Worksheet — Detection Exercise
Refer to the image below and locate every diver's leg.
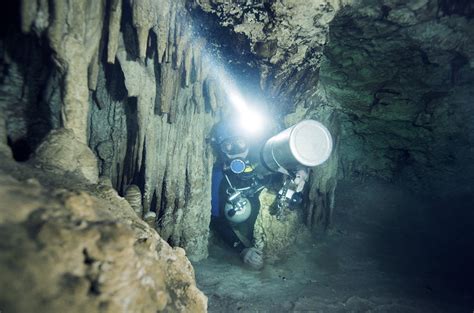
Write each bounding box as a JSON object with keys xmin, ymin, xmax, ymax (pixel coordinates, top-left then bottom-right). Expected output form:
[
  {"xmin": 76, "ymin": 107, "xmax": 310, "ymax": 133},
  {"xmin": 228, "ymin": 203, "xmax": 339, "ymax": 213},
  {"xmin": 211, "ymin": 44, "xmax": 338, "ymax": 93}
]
[{"xmin": 210, "ymin": 216, "xmax": 246, "ymax": 251}]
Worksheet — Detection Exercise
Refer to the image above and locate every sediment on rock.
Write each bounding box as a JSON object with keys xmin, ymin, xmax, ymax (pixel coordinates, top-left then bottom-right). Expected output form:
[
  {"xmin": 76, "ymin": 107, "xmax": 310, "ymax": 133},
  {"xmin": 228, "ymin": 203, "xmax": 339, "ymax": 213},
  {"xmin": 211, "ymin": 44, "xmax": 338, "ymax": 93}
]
[{"xmin": 0, "ymin": 157, "xmax": 207, "ymax": 313}]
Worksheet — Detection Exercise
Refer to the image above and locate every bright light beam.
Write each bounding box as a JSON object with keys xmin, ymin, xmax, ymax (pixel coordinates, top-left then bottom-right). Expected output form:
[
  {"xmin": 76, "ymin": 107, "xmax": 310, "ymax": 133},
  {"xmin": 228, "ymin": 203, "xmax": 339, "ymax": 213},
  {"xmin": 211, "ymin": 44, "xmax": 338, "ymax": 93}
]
[
  {"xmin": 201, "ymin": 50, "xmax": 267, "ymax": 137},
  {"xmin": 238, "ymin": 107, "xmax": 265, "ymax": 135},
  {"xmin": 223, "ymin": 78, "xmax": 266, "ymax": 136},
  {"xmin": 182, "ymin": 16, "xmax": 269, "ymax": 137}
]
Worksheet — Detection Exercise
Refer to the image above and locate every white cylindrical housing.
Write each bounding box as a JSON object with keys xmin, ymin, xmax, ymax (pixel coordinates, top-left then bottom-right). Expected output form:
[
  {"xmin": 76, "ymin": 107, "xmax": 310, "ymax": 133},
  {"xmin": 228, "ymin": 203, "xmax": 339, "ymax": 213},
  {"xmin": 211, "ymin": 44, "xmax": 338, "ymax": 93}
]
[{"xmin": 262, "ymin": 120, "xmax": 333, "ymax": 172}]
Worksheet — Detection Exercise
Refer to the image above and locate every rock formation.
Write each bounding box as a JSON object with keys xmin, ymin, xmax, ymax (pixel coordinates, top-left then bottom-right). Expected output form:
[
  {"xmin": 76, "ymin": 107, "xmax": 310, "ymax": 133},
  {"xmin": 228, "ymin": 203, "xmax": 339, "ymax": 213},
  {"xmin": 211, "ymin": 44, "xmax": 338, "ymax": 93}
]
[
  {"xmin": 196, "ymin": 0, "xmax": 474, "ymax": 224},
  {"xmin": 253, "ymin": 188, "xmax": 304, "ymax": 261},
  {"xmin": 125, "ymin": 184, "xmax": 143, "ymax": 217},
  {"xmin": 0, "ymin": 156, "xmax": 207, "ymax": 313},
  {"xmin": 320, "ymin": 0, "xmax": 474, "ymax": 196},
  {"xmin": 1, "ymin": 0, "xmax": 473, "ymax": 310},
  {"xmin": 12, "ymin": 0, "xmax": 221, "ymax": 261}
]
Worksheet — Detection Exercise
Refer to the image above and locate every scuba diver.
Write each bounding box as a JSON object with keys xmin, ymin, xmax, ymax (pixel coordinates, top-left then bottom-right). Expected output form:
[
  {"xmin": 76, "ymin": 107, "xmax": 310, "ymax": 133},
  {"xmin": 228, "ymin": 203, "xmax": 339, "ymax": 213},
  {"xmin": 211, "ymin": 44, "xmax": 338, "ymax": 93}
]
[
  {"xmin": 210, "ymin": 119, "xmax": 269, "ymax": 270},
  {"xmin": 210, "ymin": 115, "xmax": 333, "ymax": 270}
]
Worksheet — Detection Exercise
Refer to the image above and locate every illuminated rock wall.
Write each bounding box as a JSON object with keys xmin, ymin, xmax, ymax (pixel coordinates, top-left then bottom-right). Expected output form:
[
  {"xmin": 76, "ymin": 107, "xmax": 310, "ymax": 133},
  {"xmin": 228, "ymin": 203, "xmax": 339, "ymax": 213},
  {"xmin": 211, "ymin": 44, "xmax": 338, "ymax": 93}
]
[
  {"xmin": 198, "ymin": 0, "xmax": 474, "ymax": 226},
  {"xmin": 2, "ymin": 0, "xmax": 348, "ymax": 258},
  {"xmin": 195, "ymin": 0, "xmax": 350, "ymax": 229},
  {"xmin": 10, "ymin": 0, "xmax": 226, "ymax": 261}
]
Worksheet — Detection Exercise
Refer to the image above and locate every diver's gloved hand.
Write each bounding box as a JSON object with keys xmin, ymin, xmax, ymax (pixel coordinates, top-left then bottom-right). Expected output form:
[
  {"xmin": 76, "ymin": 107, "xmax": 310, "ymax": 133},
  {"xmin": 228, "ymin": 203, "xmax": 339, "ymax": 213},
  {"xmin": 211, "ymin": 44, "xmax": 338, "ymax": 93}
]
[
  {"xmin": 240, "ymin": 247, "xmax": 264, "ymax": 270},
  {"xmin": 294, "ymin": 168, "xmax": 309, "ymax": 192}
]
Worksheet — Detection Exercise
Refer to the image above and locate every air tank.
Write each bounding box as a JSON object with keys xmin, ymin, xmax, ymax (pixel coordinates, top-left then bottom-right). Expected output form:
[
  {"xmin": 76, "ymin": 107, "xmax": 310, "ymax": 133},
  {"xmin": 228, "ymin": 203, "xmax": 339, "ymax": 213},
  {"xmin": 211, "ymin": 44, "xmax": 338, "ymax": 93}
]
[{"xmin": 262, "ymin": 120, "xmax": 333, "ymax": 173}]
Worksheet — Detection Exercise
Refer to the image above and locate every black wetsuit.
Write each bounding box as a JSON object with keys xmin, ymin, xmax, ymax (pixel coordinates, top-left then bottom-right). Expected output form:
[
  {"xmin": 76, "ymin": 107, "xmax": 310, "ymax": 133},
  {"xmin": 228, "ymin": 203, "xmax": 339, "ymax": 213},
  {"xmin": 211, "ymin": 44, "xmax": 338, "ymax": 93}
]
[{"xmin": 212, "ymin": 166, "xmax": 263, "ymax": 250}]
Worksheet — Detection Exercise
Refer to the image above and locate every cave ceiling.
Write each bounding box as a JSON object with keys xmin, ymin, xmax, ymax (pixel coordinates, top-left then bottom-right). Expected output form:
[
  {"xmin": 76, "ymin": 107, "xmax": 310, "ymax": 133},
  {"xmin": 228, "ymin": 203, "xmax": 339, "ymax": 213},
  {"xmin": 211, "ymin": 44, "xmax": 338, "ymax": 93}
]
[{"xmin": 193, "ymin": 0, "xmax": 351, "ymax": 112}]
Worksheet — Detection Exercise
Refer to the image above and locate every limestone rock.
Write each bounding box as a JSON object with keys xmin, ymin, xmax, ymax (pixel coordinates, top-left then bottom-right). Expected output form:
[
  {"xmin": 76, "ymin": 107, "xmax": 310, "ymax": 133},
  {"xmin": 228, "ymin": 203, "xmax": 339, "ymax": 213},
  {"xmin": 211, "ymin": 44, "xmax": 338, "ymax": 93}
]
[
  {"xmin": 107, "ymin": 0, "xmax": 122, "ymax": 63},
  {"xmin": 21, "ymin": 0, "xmax": 107, "ymax": 143},
  {"xmin": 33, "ymin": 129, "xmax": 99, "ymax": 184},
  {"xmin": 125, "ymin": 184, "xmax": 143, "ymax": 218},
  {"xmin": 253, "ymin": 188, "xmax": 303, "ymax": 262},
  {"xmin": 195, "ymin": 0, "xmax": 353, "ymax": 101},
  {"xmin": 97, "ymin": 176, "xmax": 122, "ymax": 201},
  {"xmin": 319, "ymin": 0, "xmax": 474, "ymax": 195},
  {"xmin": 0, "ymin": 32, "xmax": 60, "ymax": 158},
  {"xmin": 144, "ymin": 211, "xmax": 157, "ymax": 228},
  {"xmin": 0, "ymin": 163, "xmax": 207, "ymax": 313},
  {"xmin": 0, "ymin": 110, "xmax": 11, "ymax": 158},
  {"xmin": 8, "ymin": 0, "xmax": 473, "ymax": 273}
]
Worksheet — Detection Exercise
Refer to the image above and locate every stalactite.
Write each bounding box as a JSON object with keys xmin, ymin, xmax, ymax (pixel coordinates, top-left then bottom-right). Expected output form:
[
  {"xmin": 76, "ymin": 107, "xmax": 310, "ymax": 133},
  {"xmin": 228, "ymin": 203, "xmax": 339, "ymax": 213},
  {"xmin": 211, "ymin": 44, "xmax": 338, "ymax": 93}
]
[
  {"xmin": 132, "ymin": 0, "xmax": 158, "ymax": 61},
  {"xmin": 160, "ymin": 63, "xmax": 177, "ymax": 114},
  {"xmin": 166, "ymin": 2, "xmax": 177, "ymax": 64},
  {"xmin": 184, "ymin": 42, "xmax": 194, "ymax": 87},
  {"xmin": 47, "ymin": 0, "xmax": 106, "ymax": 142},
  {"xmin": 95, "ymin": 0, "xmax": 216, "ymax": 260},
  {"xmin": 206, "ymin": 78, "xmax": 218, "ymax": 112},
  {"xmin": 16, "ymin": 0, "xmax": 220, "ymax": 260},
  {"xmin": 192, "ymin": 39, "xmax": 206, "ymax": 84},
  {"xmin": 174, "ymin": 12, "xmax": 184, "ymax": 69},
  {"xmin": 192, "ymin": 82, "xmax": 204, "ymax": 114},
  {"xmin": 20, "ymin": 0, "xmax": 37, "ymax": 33},
  {"xmin": 87, "ymin": 49, "xmax": 101, "ymax": 91},
  {"xmin": 200, "ymin": 49, "xmax": 210, "ymax": 83},
  {"xmin": 152, "ymin": 0, "xmax": 171, "ymax": 64},
  {"xmin": 0, "ymin": 106, "xmax": 10, "ymax": 157},
  {"xmin": 115, "ymin": 32, "xmax": 156, "ymax": 177},
  {"xmin": 20, "ymin": 0, "xmax": 106, "ymax": 145},
  {"xmin": 107, "ymin": 0, "xmax": 122, "ymax": 63}
]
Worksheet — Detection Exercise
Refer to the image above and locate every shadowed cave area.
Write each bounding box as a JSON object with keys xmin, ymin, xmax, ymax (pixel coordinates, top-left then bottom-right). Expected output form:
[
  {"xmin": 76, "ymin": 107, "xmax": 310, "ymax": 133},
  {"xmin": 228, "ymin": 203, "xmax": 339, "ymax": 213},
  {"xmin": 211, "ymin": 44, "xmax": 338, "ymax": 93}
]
[{"xmin": 0, "ymin": 1, "xmax": 473, "ymax": 312}]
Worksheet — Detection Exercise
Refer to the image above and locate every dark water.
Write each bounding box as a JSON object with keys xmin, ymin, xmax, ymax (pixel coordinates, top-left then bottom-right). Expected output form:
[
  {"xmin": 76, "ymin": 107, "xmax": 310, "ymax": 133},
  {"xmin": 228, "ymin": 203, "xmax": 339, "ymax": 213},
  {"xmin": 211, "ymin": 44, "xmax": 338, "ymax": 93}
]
[{"xmin": 194, "ymin": 178, "xmax": 474, "ymax": 313}]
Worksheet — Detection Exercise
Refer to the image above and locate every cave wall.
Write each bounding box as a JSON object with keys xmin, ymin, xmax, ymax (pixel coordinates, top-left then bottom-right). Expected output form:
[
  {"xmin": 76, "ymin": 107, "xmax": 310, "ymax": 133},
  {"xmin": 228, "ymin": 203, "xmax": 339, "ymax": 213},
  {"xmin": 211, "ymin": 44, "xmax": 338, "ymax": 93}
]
[
  {"xmin": 319, "ymin": 0, "xmax": 474, "ymax": 196},
  {"xmin": 1, "ymin": 0, "xmax": 349, "ymax": 252},
  {"xmin": 87, "ymin": 2, "xmax": 218, "ymax": 260},
  {"xmin": 4, "ymin": 0, "xmax": 470, "ymax": 264},
  {"xmin": 0, "ymin": 0, "xmax": 228, "ymax": 261},
  {"xmin": 196, "ymin": 0, "xmax": 352, "ymax": 101},
  {"xmin": 0, "ymin": 160, "xmax": 207, "ymax": 313},
  {"xmin": 0, "ymin": 2, "xmax": 218, "ymax": 309},
  {"xmin": 0, "ymin": 29, "xmax": 61, "ymax": 161}
]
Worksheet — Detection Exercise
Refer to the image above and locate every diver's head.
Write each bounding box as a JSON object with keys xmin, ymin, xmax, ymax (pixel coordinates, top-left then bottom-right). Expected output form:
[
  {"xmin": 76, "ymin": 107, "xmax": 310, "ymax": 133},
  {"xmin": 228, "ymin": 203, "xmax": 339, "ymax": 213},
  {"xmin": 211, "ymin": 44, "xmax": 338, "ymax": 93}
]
[
  {"xmin": 219, "ymin": 136, "xmax": 248, "ymax": 159},
  {"xmin": 211, "ymin": 121, "xmax": 250, "ymax": 160}
]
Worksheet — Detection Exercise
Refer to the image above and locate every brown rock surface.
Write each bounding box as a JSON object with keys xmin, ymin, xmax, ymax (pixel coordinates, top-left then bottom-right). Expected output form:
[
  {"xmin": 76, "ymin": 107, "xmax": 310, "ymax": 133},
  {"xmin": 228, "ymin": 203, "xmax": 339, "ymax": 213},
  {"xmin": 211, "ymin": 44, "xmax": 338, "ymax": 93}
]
[
  {"xmin": 33, "ymin": 128, "xmax": 99, "ymax": 184},
  {"xmin": 253, "ymin": 188, "xmax": 304, "ymax": 261},
  {"xmin": 195, "ymin": 0, "xmax": 353, "ymax": 99},
  {"xmin": 15, "ymin": 0, "xmax": 218, "ymax": 260},
  {"xmin": 0, "ymin": 158, "xmax": 207, "ymax": 313}
]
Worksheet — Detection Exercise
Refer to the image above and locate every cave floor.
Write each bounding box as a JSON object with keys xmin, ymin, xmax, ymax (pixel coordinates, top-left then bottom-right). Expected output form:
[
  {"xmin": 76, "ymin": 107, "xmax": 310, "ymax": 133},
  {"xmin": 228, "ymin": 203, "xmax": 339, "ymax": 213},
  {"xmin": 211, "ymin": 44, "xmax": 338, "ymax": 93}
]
[{"xmin": 194, "ymin": 179, "xmax": 474, "ymax": 313}]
